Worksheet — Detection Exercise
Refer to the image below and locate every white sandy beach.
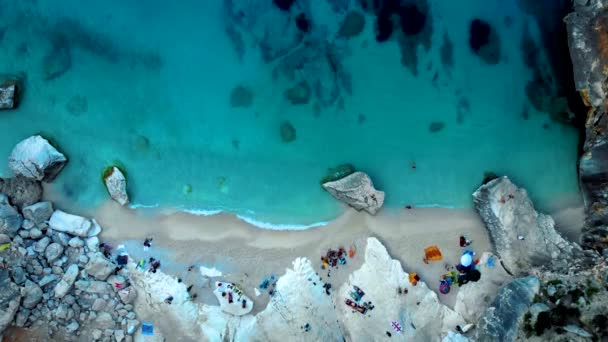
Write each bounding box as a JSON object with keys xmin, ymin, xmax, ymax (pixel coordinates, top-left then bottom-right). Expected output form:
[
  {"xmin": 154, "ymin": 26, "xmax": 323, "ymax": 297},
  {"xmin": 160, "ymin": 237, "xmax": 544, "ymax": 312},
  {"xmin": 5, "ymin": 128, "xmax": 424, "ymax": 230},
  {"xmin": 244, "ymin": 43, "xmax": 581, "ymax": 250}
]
[{"xmin": 47, "ymin": 193, "xmax": 582, "ymax": 313}]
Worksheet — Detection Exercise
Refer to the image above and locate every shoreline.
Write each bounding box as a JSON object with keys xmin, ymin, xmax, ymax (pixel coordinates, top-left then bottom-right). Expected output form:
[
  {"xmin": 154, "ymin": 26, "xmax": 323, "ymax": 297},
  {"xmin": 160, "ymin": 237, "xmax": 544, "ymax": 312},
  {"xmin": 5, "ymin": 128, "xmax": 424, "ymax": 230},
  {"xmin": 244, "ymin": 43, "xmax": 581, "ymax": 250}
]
[
  {"xmin": 69, "ymin": 197, "xmax": 583, "ymax": 311},
  {"xmin": 43, "ymin": 182, "xmax": 584, "ymax": 233}
]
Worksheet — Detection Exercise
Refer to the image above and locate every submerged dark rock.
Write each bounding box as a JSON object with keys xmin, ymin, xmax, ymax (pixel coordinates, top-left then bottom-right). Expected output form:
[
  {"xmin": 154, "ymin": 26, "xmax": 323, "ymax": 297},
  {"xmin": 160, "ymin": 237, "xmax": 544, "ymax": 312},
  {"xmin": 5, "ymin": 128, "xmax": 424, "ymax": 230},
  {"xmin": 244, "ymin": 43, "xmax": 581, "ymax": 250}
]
[
  {"xmin": 428, "ymin": 122, "xmax": 444, "ymax": 133},
  {"xmin": 469, "ymin": 19, "xmax": 501, "ymax": 64},
  {"xmin": 320, "ymin": 164, "xmax": 356, "ymax": 185},
  {"xmin": 284, "ymin": 81, "xmax": 311, "ymax": 105},
  {"xmin": 230, "ymin": 85, "xmax": 253, "ymax": 108},
  {"xmin": 440, "ymin": 33, "xmax": 454, "ymax": 73},
  {"xmin": 398, "ymin": 4, "xmax": 426, "ymax": 36},
  {"xmin": 273, "ymin": 0, "xmax": 295, "ymax": 11},
  {"xmin": 0, "ymin": 80, "xmax": 19, "ymax": 110},
  {"xmin": 339, "ymin": 11, "xmax": 365, "ymax": 38},
  {"xmin": 295, "ymin": 13, "xmax": 310, "ymax": 33},
  {"xmin": 280, "ymin": 120, "xmax": 296, "ymax": 143},
  {"xmin": 42, "ymin": 35, "xmax": 72, "ymax": 81},
  {"xmin": 375, "ymin": 12, "xmax": 394, "ymax": 42}
]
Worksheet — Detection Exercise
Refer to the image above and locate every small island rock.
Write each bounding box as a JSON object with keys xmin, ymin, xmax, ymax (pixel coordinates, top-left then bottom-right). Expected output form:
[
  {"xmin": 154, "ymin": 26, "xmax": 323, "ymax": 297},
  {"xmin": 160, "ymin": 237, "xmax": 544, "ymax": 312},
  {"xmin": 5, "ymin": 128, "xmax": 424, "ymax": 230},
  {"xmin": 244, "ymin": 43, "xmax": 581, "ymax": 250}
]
[
  {"xmin": 103, "ymin": 167, "xmax": 129, "ymax": 206},
  {"xmin": 322, "ymin": 171, "xmax": 384, "ymax": 215}
]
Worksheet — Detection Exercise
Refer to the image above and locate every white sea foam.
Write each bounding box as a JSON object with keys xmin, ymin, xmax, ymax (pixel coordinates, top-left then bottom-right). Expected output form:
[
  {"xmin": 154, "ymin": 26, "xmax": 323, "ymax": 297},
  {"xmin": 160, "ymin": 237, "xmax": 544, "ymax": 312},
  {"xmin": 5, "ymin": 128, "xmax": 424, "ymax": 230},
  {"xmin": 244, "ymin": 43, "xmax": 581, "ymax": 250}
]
[{"xmin": 235, "ymin": 214, "xmax": 328, "ymax": 231}]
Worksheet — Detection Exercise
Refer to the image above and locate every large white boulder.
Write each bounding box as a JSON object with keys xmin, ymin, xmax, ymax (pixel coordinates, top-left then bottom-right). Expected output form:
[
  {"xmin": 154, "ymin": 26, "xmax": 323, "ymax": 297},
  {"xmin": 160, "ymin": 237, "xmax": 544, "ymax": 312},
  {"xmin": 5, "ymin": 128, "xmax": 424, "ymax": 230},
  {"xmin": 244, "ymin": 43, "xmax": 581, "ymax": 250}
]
[
  {"xmin": 8, "ymin": 135, "xmax": 67, "ymax": 182},
  {"xmin": 103, "ymin": 167, "xmax": 129, "ymax": 206},
  {"xmin": 338, "ymin": 238, "xmax": 465, "ymax": 341},
  {"xmin": 473, "ymin": 176, "xmax": 590, "ymax": 275},
  {"xmin": 48, "ymin": 210, "xmax": 93, "ymax": 237},
  {"xmin": 323, "ymin": 172, "xmax": 385, "ymax": 215}
]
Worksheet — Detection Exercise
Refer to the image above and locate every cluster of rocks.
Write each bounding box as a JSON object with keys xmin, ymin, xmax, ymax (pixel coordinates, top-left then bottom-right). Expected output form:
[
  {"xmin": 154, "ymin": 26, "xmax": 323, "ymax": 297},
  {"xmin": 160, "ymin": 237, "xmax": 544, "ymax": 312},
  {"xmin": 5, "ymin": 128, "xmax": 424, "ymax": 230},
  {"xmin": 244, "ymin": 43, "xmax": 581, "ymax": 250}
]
[
  {"xmin": 1, "ymin": 136, "xmax": 138, "ymax": 341},
  {"xmin": 565, "ymin": 0, "xmax": 608, "ymax": 255},
  {"xmin": 469, "ymin": 176, "xmax": 606, "ymax": 341}
]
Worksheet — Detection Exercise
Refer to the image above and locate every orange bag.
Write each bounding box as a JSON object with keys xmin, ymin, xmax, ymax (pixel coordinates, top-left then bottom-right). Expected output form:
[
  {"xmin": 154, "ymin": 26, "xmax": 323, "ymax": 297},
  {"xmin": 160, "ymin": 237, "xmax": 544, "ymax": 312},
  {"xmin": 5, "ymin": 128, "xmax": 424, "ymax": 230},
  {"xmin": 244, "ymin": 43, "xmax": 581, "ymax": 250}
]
[{"xmin": 424, "ymin": 245, "xmax": 443, "ymax": 262}]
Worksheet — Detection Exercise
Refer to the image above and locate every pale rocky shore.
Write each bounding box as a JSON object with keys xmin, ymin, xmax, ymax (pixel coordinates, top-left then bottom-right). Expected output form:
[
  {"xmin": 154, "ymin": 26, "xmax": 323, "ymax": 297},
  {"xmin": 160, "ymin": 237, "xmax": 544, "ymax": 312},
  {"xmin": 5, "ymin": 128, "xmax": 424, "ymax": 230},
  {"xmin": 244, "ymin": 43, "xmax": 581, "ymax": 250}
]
[
  {"xmin": 2, "ymin": 0, "xmax": 608, "ymax": 341},
  {"xmin": 1, "ymin": 133, "xmax": 606, "ymax": 342}
]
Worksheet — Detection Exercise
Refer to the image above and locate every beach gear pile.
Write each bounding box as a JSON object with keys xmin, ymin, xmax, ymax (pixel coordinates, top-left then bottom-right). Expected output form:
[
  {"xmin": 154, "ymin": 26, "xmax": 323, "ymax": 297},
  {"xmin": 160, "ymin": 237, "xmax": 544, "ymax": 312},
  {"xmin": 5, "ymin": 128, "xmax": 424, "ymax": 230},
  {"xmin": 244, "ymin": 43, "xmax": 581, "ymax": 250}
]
[
  {"xmin": 321, "ymin": 247, "xmax": 348, "ymax": 269},
  {"xmin": 344, "ymin": 285, "xmax": 374, "ymax": 315}
]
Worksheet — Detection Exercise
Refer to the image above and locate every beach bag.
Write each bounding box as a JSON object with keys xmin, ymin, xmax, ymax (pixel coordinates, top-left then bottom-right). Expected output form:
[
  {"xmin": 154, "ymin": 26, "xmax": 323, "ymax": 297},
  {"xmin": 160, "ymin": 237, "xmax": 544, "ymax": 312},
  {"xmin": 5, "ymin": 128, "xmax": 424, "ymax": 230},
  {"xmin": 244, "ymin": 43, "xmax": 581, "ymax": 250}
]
[
  {"xmin": 439, "ymin": 281, "xmax": 450, "ymax": 294},
  {"xmin": 424, "ymin": 245, "xmax": 443, "ymax": 262}
]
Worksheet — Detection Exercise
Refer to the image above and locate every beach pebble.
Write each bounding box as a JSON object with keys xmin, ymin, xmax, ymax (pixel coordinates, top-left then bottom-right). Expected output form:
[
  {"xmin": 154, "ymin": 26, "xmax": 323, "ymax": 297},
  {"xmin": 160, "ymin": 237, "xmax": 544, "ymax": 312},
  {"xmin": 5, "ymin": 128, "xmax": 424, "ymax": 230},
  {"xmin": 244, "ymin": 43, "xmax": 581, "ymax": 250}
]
[
  {"xmin": 68, "ymin": 237, "xmax": 84, "ymax": 248},
  {"xmin": 45, "ymin": 243, "xmax": 64, "ymax": 263},
  {"xmin": 22, "ymin": 219, "xmax": 35, "ymax": 230},
  {"xmin": 92, "ymin": 329, "xmax": 103, "ymax": 340},
  {"xmin": 29, "ymin": 228, "xmax": 43, "ymax": 239}
]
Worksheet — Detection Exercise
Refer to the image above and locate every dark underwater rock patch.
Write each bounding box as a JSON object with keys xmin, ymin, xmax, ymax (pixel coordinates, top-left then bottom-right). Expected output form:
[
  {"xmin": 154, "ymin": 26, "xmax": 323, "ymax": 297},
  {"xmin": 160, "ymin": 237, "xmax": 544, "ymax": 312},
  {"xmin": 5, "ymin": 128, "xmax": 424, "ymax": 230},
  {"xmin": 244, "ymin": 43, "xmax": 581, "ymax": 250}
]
[
  {"xmin": 42, "ymin": 35, "xmax": 72, "ymax": 81},
  {"xmin": 273, "ymin": 0, "xmax": 295, "ymax": 11},
  {"xmin": 339, "ymin": 11, "xmax": 366, "ymax": 38},
  {"xmin": 440, "ymin": 32, "xmax": 454, "ymax": 73},
  {"xmin": 429, "ymin": 122, "xmax": 444, "ymax": 133},
  {"xmin": 399, "ymin": 4, "xmax": 426, "ymax": 36},
  {"xmin": 469, "ymin": 19, "xmax": 501, "ymax": 64},
  {"xmin": 295, "ymin": 13, "xmax": 310, "ymax": 33},
  {"xmin": 230, "ymin": 85, "xmax": 253, "ymax": 108},
  {"xmin": 280, "ymin": 120, "xmax": 296, "ymax": 143},
  {"xmin": 375, "ymin": 11, "xmax": 394, "ymax": 42},
  {"xmin": 284, "ymin": 81, "xmax": 311, "ymax": 105}
]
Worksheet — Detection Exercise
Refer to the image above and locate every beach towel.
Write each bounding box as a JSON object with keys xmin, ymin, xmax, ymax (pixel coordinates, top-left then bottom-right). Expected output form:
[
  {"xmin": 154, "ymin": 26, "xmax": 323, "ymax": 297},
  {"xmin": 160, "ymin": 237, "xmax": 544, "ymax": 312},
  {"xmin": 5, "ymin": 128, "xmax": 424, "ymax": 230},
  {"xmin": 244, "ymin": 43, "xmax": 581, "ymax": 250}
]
[
  {"xmin": 424, "ymin": 245, "xmax": 443, "ymax": 262},
  {"xmin": 142, "ymin": 322, "xmax": 154, "ymax": 336}
]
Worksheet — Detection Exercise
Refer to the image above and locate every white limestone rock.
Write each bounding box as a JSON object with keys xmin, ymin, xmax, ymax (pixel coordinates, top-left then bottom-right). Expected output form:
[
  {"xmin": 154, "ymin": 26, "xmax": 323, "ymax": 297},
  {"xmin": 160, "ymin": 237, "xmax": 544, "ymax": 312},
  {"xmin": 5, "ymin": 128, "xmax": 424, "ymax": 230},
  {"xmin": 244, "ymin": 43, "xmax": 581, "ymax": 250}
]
[
  {"xmin": 8, "ymin": 135, "xmax": 67, "ymax": 182},
  {"xmin": 473, "ymin": 176, "xmax": 590, "ymax": 275},
  {"xmin": 322, "ymin": 172, "xmax": 385, "ymax": 215},
  {"xmin": 103, "ymin": 167, "xmax": 129, "ymax": 206},
  {"xmin": 54, "ymin": 264, "xmax": 79, "ymax": 298},
  {"xmin": 49, "ymin": 210, "xmax": 93, "ymax": 237},
  {"xmin": 338, "ymin": 238, "xmax": 465, "ymax": 341}
]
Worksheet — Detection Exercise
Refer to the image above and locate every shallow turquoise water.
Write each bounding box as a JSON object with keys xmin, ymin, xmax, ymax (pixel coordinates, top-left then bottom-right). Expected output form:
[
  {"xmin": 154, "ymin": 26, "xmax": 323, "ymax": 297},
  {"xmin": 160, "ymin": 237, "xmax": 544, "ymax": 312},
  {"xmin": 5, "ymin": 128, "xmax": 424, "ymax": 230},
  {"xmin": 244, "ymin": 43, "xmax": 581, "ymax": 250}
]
[{"xmin": 0, "ymin": 0, "xmax": 581, "ymax": 226}]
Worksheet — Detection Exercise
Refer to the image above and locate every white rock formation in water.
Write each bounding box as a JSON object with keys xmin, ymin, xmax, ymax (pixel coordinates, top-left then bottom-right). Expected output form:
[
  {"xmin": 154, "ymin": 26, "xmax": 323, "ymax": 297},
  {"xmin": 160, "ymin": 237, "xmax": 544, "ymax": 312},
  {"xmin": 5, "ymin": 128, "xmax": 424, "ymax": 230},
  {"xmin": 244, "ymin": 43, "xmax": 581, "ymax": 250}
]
[
  {"xmin": 473, "ymin": 176, "xmax": 591, "ymax": 275},
  {"xmin": 323, "ymin": 172, "xmax": 385, "ymax": 215},
  {"xmin": 8, "ymin": 135, "xmax": 67, "ymax": 182},
  {"xmin": 103, "ymin": 166, "xmax": 129, "ymax": 206}
]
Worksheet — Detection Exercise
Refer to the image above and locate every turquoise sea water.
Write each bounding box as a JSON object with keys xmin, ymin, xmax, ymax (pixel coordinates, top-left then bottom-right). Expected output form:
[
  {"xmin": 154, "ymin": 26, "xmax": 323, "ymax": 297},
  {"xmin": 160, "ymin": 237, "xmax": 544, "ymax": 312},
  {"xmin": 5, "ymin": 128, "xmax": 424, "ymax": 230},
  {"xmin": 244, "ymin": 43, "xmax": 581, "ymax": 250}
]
[{"xmin": 0, "ymin": 0, "xmax": 581, "ymax": 227}]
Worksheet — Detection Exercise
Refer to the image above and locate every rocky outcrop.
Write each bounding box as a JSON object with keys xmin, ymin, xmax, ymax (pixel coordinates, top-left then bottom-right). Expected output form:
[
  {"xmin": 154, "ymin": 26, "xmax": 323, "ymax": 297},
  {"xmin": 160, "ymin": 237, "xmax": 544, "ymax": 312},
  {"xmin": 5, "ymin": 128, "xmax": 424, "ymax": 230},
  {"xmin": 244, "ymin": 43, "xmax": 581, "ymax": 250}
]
[
  {"xmin": 338, "ymin": 238, "xmax": 465, "ymax": 341},
  {"xmin": 0, "ymin": 80, "xmax": 18, "ymax": 110},
  {"xmin": 565, "ymin": 0, "xmax": 608, "ymax": 254},
  {"xmin": 102, "ymin": 167, "xmax": 129, "ymax": 206},
  {"xmin": 8, "ymin": 135, "xmax": 67, "ymax": 182},
  {"xmin": 473, "ymin": 176, "xmax": 592, "ymax": 275},
  {"xmin": 473, "ymin": 276, "xmax": 540, "ymax": 342},
  {"xmin": 0, "ymin": 270, "xmax": 21, "ymax": 335},
  {"xmin": 323, "ymin": 171, "xmax": 384, "ymax": 215}
]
